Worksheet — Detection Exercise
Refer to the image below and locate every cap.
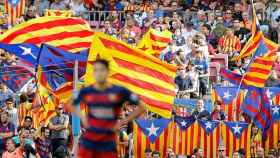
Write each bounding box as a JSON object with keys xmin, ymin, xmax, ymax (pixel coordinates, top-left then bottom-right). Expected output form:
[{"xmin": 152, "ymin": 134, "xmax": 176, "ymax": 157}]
[{"xmin": 185, "ymin": 21, "xmax": 193, "ymax": 27}]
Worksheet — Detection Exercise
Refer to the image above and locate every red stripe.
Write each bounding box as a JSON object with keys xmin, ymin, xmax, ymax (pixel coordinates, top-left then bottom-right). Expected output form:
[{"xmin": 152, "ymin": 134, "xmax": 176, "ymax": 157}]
[
  {"xmin": 189, "ymin": 125, "xmax": 194, "ymax": 154},
  {"xmin": 155, "ymin": 136, "xmax": 160, "ymax": 153},
  {"xmin": 1, "ymin": 18, "xmax": 90, "ymax": 43},
  {"xmin": 255, "ymin": 114, "xmax": 266, "ymax": 128},
  {"xmin": 149, "ymin": 32, "xmax": 171, "ymax": 43},
  {"xmin": 226, "ymin": 127, "xmax": 230, "ymax": 156},
  {"xmin": 253, "ymin": 58, "xmax": 274, "ymax": 65},
  {"xmin": 138, "ymin": 95, "xmax": 172, "ymax": 110},
  {"xmin": 242, "ymin": 32, "xmax": 262, "ymax": 56},
  {"xmin": 244, "ymin": 104, "xmax": 259, "ymax": 115},
  {"xmin": 112, "ymin": 73, "xmax": 174, "ymax": 96},
  {"xmin": 5, "ymin": 0, "xmax": 8, "ymax": 12},
  {"xmin": 244, "ymin": 128, "xmax": 247, "ymax": 151},
  {"xmin": 19, "ymin": 0, "xmax": 22, "ymax": 16},
  {"xmin": 247, "ymin": 67, "xmax": 271, "ymax": 74},
  {"xmin": 233, "ymin": 131, "xmax": 237, "ymax": 152},
  {"xmin": 216, "ymin": 126, "xmax": 220, "ymax": 157},
  {"xmin": 203, "ymin": 130, "xmax": 207, "ymax": 158},
  {"xmin": 163, "ymin": 128, "xmax": 168, "ymax": 158},
  {"xmin": 236, "ymin": 94, "xmax": 241, "ymax": 121},
  {"xmin": 146, "ymin": 135, "xmax": 150, "ymax": 149},
  {"xmin": 243, "ymin": 75, "xmax": 266, "ymax": 84},
  {"xmin": 269, "ymin": 127, "xmax": 273, "ymax": 149},
  {"xmin": 24, "ymin": 30, "xmax": 93, "ymax": 44},
  {"xmin": 99, "ymin": 37, "xmax": 176, "ymax": 72},
  {"xmin": 228, "ymin": 103, "xmax": 233, "ymax": 121},
  {"xmin": 10, "ymin": 5, "xmax": 14, "ymax": 25},
  {"xmin": 137, "ymin": 126, "xmax": 142, "ymax": 158},
  {"xmin": 114, "ymin": 58, "xmax": 174, "ymax": 84},
  {"xmin": 173, "ymin": 125, "xmax": 177, "ymax": 152},
  {"xmin": 179, "ymin": 130, "xmax": 182, "ymax": 155},
  {"xmin": 56, "ymin": 42, "xmax": 91, "ymax": 51},
  {"xmin": 87, "ymin": 119, "xmax": 115, "ymax": 129}
]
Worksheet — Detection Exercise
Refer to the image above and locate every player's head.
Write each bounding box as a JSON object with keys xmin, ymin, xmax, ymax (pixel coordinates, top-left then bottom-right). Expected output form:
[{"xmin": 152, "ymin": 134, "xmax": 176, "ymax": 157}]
[{"xmin": 93, "ymin": 59, "xmax": 109, "ymax": 84}]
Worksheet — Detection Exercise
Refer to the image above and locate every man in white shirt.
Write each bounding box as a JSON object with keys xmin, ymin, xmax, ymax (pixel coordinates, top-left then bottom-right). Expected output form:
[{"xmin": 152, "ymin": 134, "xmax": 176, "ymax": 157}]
[{"xmin": 4, "ymin": 98, "xmax": 18, "ymax": 131}]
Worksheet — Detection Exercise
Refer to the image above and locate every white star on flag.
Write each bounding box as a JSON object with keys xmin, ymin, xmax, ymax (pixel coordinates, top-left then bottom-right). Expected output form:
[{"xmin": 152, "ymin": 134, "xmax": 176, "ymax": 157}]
[
  {"xmin": 205, "ymin": 121, "xmax": 212, "ymax": 129},
  {"xmin": 232, "ymin": 124, "xmax": 242, "ymax": 134},
  {"xmin": 266, "ymin": 89, "xmax": 273, "ymax": 99},
  {"xmin": 146, "ymin": 123, "xmax": 160, "ymax": 136},
  {"xmin": 20, "ymin": 46, "xmax": 36, "ymax": 59},
  {"xmin": 223, "ymin": 90, "xmax": 232, "ymax": 100},
  {"xmin": 272, "ymin": 106, "xmax": 280, "ymax": 115},
  {"xmin": 181, "ymin": 120, "xmax": 187, "ymax": 127}
]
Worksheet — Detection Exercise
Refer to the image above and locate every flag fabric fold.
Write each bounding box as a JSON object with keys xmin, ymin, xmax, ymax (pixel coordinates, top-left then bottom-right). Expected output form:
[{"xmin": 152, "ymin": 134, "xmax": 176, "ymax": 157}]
[
  {"xmin": 86, "ymin": 32, "xmax": 177, "ymax": 118},
  {"xmin": 0, "ymin": 16, "xmax": 94, "ymax": 52}
]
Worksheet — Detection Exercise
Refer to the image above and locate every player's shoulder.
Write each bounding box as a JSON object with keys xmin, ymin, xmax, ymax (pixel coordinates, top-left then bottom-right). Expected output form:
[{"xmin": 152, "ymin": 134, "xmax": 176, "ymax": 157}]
[{"xmin": 110, "ymin": 84, "xmax": 129, "ymax": 92}]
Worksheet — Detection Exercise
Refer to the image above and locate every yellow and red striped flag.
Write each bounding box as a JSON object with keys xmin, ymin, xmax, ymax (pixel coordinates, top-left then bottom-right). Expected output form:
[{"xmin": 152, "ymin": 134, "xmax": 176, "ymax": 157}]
[
  {"xmin": 44, "ymin": 9, "xmax": 73, "ymax": 17},
  {"xmin": 169, "ymin": 121, "xmax": 220, "ymax": 158},
  {"xmin": 86, "ymin": 32, "xmax": 177, "ymax": 118},
  {"xmin": 4, "ymin": 0, "xmax": 25, "ymax": 25},
  {"xmin": 221, "ymin": 123, "xmax": 251, "ymax": 157},
  {"xmin": 133, "ymin": 121, "xmax": 172, "ymax": 158},
  {"xmin": 137, "ymin": 28, "xmax": 172, "ymax": 56},
  {"xmin": 0, "ymin": 16, "xmax": 94, "ymax": 52},
  {"xmin": 265, "ymin": 120, "xmax": 280, "ymax": 154}
]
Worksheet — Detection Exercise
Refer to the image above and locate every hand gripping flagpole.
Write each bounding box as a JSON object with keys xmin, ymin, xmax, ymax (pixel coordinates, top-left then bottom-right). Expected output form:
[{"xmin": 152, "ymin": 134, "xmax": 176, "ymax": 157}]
[{"xmin": 72, "ymin": 60, "xmax": 80, "ymax": 156}]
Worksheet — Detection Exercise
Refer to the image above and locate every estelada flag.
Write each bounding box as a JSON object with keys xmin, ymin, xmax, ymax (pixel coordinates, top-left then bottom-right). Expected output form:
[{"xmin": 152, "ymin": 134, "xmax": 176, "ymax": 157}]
[
  {"xmin": 45, "ymin": 9, "xmax": 73, "ymax": 17},
  {"xmin": 4, "ymin": 0, "xmax": 26, "ymax": 25},
  {"xmin": 137, "ymin": 28, "xmax": 172, "ymax": 56},
  {"xmin": 0, "ymin": 16, "xmax": 93, "ymax": 52},
  {"xmin": 86, "ymin": 32, "xmax": 177, "ymax": 118}
]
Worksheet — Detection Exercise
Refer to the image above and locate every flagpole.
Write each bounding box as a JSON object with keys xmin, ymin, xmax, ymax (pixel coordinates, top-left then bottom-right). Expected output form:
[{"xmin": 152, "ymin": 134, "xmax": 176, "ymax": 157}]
[{"xmin": 71, "ymin": 60, "xmax": 80, "ymax": 157}]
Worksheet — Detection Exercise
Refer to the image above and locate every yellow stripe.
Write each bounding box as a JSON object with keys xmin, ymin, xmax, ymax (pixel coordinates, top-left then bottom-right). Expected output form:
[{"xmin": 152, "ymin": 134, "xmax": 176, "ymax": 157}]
[
  {"xmin": 159, "ymin": 130, "xmax": 164, "ymax": 156},
  {"xmin": 273, "ymin": 123, "xmax": 278, "ymax": 148},
  {"xmin": 213, "ymin": 128, "xmax": 217, "ymax": 158},
  {"xmin": 147, "ymin": 106, "xmax": 172, "ymax": 119},
  {"xmin": 10, "ymin": 24, "xmax": 92, "ymax": 43},
  {"xmin": 200, "ymin": 123, "xmax": 204, "ymax": 149},
  {"xmin": 109, "ymin": 78, "xmax": 174, "ymax": 103},
  {"xmin": 110, "ymin": 52, "xmax": 176, "ymax": 78},
  {"xmin": 229, "ymin": 126, "xmax": 233, "ymax": 158},
  {"xmin": 193, "ymin": 122, "xmax": 198, "ymax": 149},
  {"xmin": 246, "ymin": 124, "xmax": 252, "ymax": 158},
  {"xmin": 243, "ymin": 79, "xmax": 264, "ymax": 87},
  {"xmin": 245, "ymin": 72, "xmax": 270, "ymax": 79},
  {"xmin": 249, "ymin": 63, "xmax": 273, "ymax": 70},
  {"xmin": 109, "ymin": 66, "xmax": 175, "ymax": 91},
  {"xmin": 175, "ymin": 126, "xmax": 179, "ymax": 154}
]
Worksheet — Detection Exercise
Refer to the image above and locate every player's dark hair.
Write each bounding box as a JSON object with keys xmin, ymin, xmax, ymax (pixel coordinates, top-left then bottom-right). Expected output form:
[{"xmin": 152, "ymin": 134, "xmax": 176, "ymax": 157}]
[
  {"xmin": 24, "ymin": 116, "xmax": 33, "ymax": 122},
  {"xmin": 94, "ymin": 59, "xmax": 109, "ymax": 70}
]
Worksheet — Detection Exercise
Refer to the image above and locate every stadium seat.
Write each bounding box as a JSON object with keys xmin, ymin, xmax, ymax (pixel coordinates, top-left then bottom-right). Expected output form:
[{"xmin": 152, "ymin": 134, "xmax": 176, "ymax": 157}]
[
  {"xmin": 209, "ymin": 62, "xmax": 221, "ymax": 83},
  {"xmin": 210, "ymin": 54, "xmax": 228, "ymax": 69}
]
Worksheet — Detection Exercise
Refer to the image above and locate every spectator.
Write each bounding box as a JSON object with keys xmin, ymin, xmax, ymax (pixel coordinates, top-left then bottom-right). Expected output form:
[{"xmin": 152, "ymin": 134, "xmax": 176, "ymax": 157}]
[
  {"xmin": 69, "ymin": 0, "xmax": 87, "ymax": 18},
  {"xmin": 173, "ymin": 29, "xmax": 186, "ymax": 47},
  {"xmin": 233, "ymin": 2, "xmax": 243, "ymax": 21},
  {"xmin": 251, "ymin": 124, "xmax": 262, "ymax": 157},
  {"xmin": 232, "ymin": 151, "xmax": 240, "ymax": 158},
  {"xmin": 50, "ymin": 0, "xmax": 67, "ymax": 10},
  {"xmin": 238, "ymin": 148, "xmax": 246, "ymax": 158},
  {"xmin": 192, "ymin": 99, "xmax": 210, "ymax": 120},
  {"xmin": 200, "ymin": 24, "xmax": 217, "ymax": 54},
  {"xmin": 17, "ymin": 116, "xmax": 33, "ymax": 132},
  {"xmin": 18, "ymin": 94, "xmax": 34, "ymax": 127},
  {"xmin": 193, "ymin": 51, "xmax": 209, "ymax": 97},
  {"xmin": 101, "ymin": 20, "xmax": 117, "ymax": 38},
  {"xmin": 37, "ymin": 0, "xmax": 50, "ymax": 16},
  {"xmin": 35, "ymin": 127, "xmax": 51, "ymax": 158},
  {"xmin": 211, "ymin": 101, "xmax": 226, "ymax": 121},
  {"xmin": 182, "ymin": 22, "xmax": 198, "ymax": 44},
  {"xmin": 268, "ymin": 149, "xmax": 277, "ymax": 158},
  {"xmin": 4, "ymin": 98, "xmax": 18, "ymax": 131},
  {"xmin": 17, "ymin": 128, "xmax": 40, "ymax": 158},
  {"xmin": 0, "ymin": 111, "xmax": 15, "ymax": 156},
  {"xmin": 223, "ymin": 9, "xmax": 233, "ymax": 28},
  {"xmin": 256, "ymin": 147, "xmax": 265, "ymax": 158},
  {"xmin": 174, "ymin": 49, "xmax": 186, "ymax": 66},
  {"xmin": 213, "ymin": 16, "xmax": 228, "ymax": 39},
  {"xmin": 122, "ymin": 18, "xmax": 141, "ymax": 44},
  {"xmin": 265, "ymin": 70, "xmax": 280, "ymax": 87},
  {"xmin": 233, "ymin": 19, "xmax": 251, "ymax": 46},
  {"xmin": 144, "ymin": 148, "xmax": 152, "ymax": 158},
  {"xmin": 2, "ymin": 138, "xmax": 20, "ymax": 158},
  {"xmin": 0, "ymin": 83, "xmax": 13, "ymax": 107},
  {"xmin": 191, "ymin": 10, "xmax": 207, "ymax": 30},
  {"xmin": 241, "ymin": 12, "xmax": 252, "ymax": 31},
  {"xmin": 152, "ymin": 151, "xmax": 160, "ymax": 158},
  {"xmin": 152, "ymin": 1, "xmax": 163, "ymax": 19},
  {"xmin": 218, "ymin": 28, "xmax": 241, "ymax": 57},
  {"xmin": 49, "ymin": 104, "xmax": 69, "ymax": 157},
  {"xmin": 196, "ymin": 148, "xmax": 204, "ymax": 158},
  {"xmin": 218, "ymin": 145, "xmax": 227, "ymax": 158}
]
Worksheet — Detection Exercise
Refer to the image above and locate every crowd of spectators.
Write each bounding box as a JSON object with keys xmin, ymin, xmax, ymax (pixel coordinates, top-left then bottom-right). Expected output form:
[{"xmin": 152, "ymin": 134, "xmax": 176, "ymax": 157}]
[{"xmin": 0, "ymin": 0, "xmax": 280, "ymax": 158}]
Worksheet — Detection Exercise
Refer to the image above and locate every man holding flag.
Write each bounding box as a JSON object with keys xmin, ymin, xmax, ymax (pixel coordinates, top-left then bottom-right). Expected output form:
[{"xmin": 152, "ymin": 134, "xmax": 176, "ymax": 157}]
[{"xmin": 71, "ymin": 59, "xmax": 145, "ymax": 158}]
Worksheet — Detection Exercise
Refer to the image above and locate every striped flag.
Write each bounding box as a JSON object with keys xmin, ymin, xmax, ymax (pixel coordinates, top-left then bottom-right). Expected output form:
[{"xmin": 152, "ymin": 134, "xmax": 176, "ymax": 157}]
[
  {"xmin": 264, "ymin": 120, "xmax": 280, "ymax": 154},
  {"xmin": 44, "ymin": 9, "xmax": 73, "ymax": 17},
  {"xmin": 0, "ymin": 16, "xmax": 94, "ymax": 52},
  {"xmin": 137, "ymin": 28, "xmax": 172, "ymax": 56},
  {"xmin": 4, "ymin": 0, "xmax": 26, "ymax": 25},
  {"xmin": 133, "ymin": 121, "xmax": 171, "ymax": 158},
  {"xmin": 169, "ymin": 121, "xmax": 220, "ymax": 158},
  {"xmin": 86, "ymin": 32, "xmax": 177, "ymax": 118},
  {"xmin": 221, "ymin": 123, "xmax": 251, "ymax": 157}
]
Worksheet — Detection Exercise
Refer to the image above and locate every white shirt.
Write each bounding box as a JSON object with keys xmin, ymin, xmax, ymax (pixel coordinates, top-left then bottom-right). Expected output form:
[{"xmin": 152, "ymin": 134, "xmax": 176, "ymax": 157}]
[{"xmin": 6, "ymin": 107, "xmax": 18, "ymax": 130}]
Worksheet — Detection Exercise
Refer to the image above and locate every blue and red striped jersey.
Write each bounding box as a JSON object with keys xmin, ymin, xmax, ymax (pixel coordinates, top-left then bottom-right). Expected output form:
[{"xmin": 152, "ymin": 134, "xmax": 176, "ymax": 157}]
[{"xmin": 73, "ymin": 84, "xmax": 139, "ymax": 151}]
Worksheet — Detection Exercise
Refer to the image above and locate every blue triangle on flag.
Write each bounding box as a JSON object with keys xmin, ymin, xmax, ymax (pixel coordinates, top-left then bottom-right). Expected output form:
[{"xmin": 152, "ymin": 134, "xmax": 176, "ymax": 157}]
[
  {"xmin": 272, "ymin": 105, "xmax": 280, "ymax": 122},
  {"xmin": 264, "ymin": 87, "xmax": 280, "ymax": 101},
  {"xmin": 174, "ymin": 116, "xmax": 195, "ymax": 130},
  {"xmin": 224, "ymin": 122, "xmax": 249, "ymax": 139},
  {"xmin": 198, "ymin": 120, "xmax": 219, "ymax": 135},
  {"xmin": 215, "ymin": 86, "xmax": 238, "ymax": 105},
  {"xmin": 135, "ymin": 118, "xmax": 170, "ymax": 143}
]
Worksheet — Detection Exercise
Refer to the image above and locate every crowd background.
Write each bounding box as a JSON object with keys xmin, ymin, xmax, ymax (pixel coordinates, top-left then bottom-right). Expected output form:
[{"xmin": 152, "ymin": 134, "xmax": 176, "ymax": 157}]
[{"xmin": 0, "ymin": 0, "xmax": 280, "ymax": 158}]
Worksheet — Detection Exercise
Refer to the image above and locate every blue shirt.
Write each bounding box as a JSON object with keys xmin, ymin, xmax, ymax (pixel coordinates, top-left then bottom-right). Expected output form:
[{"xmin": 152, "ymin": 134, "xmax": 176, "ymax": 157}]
[{"xmin": 193, "ymin": 59, "xmax": 208, "ymax": 74}]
